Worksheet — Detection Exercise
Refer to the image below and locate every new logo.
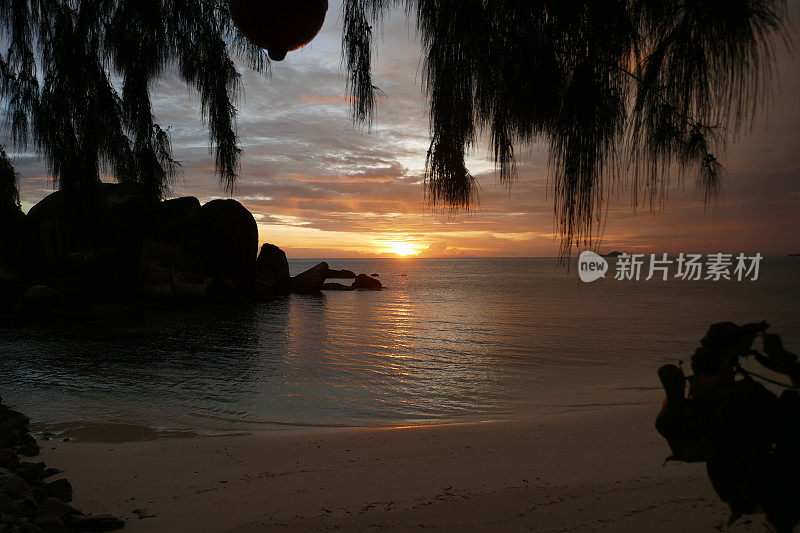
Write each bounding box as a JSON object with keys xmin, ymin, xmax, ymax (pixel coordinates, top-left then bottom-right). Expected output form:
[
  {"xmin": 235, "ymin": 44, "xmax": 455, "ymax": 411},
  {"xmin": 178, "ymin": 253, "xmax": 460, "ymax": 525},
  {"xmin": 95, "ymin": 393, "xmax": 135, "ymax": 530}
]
[{"xmin": 578, "ymin": 251, "xmax": 608, "ymax": 282}]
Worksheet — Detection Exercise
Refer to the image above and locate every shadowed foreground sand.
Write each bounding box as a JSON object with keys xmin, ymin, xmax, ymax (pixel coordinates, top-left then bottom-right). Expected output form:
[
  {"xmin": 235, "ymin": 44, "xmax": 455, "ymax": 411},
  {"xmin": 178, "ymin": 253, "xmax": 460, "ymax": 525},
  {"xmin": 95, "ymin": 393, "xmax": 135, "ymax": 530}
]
[{"xmin": 39, "ymin": 405, "xmax": 769, "ymax": 532}]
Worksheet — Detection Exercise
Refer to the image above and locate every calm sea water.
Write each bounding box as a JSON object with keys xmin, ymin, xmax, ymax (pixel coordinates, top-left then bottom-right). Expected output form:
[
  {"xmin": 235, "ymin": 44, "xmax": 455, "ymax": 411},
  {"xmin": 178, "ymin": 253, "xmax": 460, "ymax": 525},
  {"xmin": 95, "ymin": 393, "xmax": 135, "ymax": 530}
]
[{"xmin": 1, "ymin": 257, "xmax": 799, "ymax": 432}]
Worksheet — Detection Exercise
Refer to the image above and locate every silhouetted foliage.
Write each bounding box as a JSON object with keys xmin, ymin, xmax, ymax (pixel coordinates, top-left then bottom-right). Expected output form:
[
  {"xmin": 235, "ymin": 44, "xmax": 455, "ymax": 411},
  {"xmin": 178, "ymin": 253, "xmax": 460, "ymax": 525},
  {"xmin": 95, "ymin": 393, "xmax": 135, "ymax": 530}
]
[
  {"xmin": 343, "ymin": 0, "xmax": 790, "ymax": 253},
  {"xmin": 656, "ymin": 322, "xmax": 800, "ymax": 532},
  {"xmin": 0, "ymin": 146, "xmax": 19, "ymax": 210},
  {"xmin": 0, "ymin": 0, "xmax": 269, "ymax": 199}
]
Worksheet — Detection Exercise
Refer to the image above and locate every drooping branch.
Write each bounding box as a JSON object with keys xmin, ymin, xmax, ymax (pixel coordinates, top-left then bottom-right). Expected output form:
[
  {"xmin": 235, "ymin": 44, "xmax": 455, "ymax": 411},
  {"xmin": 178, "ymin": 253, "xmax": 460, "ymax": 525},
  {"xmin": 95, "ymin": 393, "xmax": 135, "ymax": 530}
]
[
  {"xmin": 169, "ymin": 0, "xmax": 243, "ymax": 194},
  {"xmin": 0, "ymin": 0, "xmax": 270, "ymax": 201},
  {"xmin": 341, "ymin": 0, "xmax": 395, "ymax": 126},
  {"xmin": 342, "ymin": 0, "xmax": 790, "ymax": 254},
  {"xmin": 0, "ymin": 146, "xmax": 20, "ymax": 210}
]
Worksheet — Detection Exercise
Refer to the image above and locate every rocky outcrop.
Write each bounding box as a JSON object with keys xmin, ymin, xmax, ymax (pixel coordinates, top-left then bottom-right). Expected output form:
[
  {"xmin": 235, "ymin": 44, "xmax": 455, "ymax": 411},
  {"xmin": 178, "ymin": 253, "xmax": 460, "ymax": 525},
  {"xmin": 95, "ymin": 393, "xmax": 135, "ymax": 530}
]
[
  {"xmin": 22, "ymin": 285, "xmax": 59, "ymax": 314},
  {"xmin": 197, "ymin": 199, "xmax": 258, "ymax": 298},
  {"xmin": 352, "ymin": 274, "xmax": 382, "ymax": 290},
  {"xmin": 321, "ymin": 282, "xmax": 354, "ymax": 291},
  {"xmin": 4, "ymin": 186, "xmax": 389, "ymax": 311},
  {"xmin": 1, "ymin": 396, "xmax": 124, "ymax": 531},
  {"xmin": 26, "ymin": 190, "xmax": 106, "ymax": 291},
  {"xmin": 139, "ymin": 240, "xmax": 207, "ymax": 301},
  {"xmin": 20, "ymin": 190, "xmax": 261, "ymax": 306},
  {"xmin": 7, "ymin": 190, "xmax": 265, "ymax": 309},
  {"xmin": 254, "ymin": 243, "xmax": 290, "ymax": 299},
  {"xmin": 60, "ymin": 248, "xmax": 127, "ymax": 304},
  {"xmin": 143, "ymin": 197, "xmax": 205, "ymax": 301},
  {"xmin": 101, "ymin": 183, "xmax": 156, "ymax": 287},
  {"xmin": 291, "ymin": 262, "xmax": 328, "ymax": 294},
  {"xmin": 0, "ymin": 206, "xmax": 29, "ymax": 307},
  {"xmin": 149, "ymin": 196, "xmax": 202, "ymax": 252},
  {"xmin": 325, "ymin": 268, "xmax": 356, "ymax": 279},
  {"xmin": 24, "ymin": 185, "xmax": 157, "ymax": 304},
  {"xmin": 0, "ymin": 402, "xmax": 38, "ymax": 456},
  {"xmin": 26, "ymin": 191, "xmax": 105, "ymax": 264}
]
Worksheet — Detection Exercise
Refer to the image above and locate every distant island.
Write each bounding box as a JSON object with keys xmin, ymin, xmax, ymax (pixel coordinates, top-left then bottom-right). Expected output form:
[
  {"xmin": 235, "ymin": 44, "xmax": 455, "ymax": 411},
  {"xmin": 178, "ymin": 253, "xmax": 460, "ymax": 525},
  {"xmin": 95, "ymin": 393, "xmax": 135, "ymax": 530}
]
[
  {"xmin": 601, "ymin": 251, "xmax": 624, "ymax": 257},
  {"xmin": 789, "ymin": 253, "xmax": 800, "ymax": 257}
]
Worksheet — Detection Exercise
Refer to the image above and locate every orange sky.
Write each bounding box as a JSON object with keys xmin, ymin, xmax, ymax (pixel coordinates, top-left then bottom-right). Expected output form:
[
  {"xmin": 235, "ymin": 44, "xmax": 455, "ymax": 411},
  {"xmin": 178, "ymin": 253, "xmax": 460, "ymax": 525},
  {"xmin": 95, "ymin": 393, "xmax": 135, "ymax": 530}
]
[{"xmin": 12, "ymin": 1, "xmax": 800, "ymax": 258}]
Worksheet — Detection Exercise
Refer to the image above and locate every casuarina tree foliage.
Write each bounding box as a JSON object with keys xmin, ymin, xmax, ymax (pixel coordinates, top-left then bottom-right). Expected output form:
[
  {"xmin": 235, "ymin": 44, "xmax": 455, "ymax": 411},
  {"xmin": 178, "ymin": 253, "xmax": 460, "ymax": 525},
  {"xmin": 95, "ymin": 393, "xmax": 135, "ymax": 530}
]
[
  {"xmin": 1, "ymin": 0, "xmax": 791, "ymax": 251},
  {"xmin": 0, "ymin": 146, "xmax": 19, "ymax": 209},
  {"xmin": 344, "ymin": 0, "xmax": 790, "ymax": 252},
  {"xmin": 0, "ymin": 0, "xmax": 268, "ymax": 200}
]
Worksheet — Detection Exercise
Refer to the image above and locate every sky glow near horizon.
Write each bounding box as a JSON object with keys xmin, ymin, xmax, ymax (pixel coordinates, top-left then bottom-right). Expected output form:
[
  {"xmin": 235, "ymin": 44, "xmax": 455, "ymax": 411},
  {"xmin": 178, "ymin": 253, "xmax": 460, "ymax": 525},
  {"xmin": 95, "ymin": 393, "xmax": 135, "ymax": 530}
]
[{"xmin": 8, "ymin": 1, "xmax": 800, "ymax": 258}]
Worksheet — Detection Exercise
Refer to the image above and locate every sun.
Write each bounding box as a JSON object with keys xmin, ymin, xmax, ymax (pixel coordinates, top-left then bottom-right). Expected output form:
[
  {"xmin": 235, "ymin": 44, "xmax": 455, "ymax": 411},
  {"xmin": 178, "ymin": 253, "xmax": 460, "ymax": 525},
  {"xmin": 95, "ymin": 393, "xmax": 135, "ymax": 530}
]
[{"xmin": 383, "ymin": 240, "xmax": 421, "ymax": 257}]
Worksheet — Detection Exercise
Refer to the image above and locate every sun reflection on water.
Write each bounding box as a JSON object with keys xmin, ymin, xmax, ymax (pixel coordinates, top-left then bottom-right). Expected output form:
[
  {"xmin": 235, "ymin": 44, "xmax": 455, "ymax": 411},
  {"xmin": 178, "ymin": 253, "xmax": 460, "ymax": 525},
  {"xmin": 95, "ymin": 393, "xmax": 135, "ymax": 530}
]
[{"xmin": 2, "ymin": 258, "xmax": 799, "ymax": 430}]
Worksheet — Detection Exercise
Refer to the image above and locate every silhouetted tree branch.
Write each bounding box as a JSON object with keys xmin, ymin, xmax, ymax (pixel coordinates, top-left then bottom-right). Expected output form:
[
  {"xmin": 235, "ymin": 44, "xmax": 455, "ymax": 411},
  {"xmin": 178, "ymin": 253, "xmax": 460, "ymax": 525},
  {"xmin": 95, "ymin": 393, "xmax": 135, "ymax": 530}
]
[
  {"xmin": 0, "ymin": 0, "xmax": 269, "ymax": 199},
  {"xmin": 343, "ymin": 0, "xmax": 790, "ymax": 254}
]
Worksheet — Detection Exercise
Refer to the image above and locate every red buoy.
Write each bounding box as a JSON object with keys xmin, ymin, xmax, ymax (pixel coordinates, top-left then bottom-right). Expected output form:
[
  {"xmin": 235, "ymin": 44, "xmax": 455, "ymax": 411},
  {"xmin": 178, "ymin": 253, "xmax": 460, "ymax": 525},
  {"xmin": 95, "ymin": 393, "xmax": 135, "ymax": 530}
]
[{"xmin": 229, "ymin": 0, "xmax": 329, "ymax": 61}]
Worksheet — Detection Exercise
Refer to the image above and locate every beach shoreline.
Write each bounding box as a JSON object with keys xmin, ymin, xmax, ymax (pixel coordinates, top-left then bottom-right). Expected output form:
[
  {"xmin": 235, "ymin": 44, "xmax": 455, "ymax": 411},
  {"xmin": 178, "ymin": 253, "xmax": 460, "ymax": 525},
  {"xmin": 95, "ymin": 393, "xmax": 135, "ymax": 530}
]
[{"xmin": 37, "ymin": 404, "xmax": 767, "ymax": 532}]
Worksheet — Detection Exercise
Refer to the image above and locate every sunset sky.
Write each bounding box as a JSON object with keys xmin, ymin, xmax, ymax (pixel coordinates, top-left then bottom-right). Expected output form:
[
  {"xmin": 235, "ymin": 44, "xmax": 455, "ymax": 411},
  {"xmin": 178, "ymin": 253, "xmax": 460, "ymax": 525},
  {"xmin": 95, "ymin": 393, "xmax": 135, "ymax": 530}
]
[{"xmin": 11, "ymin": 0, "xmax": 800, "ymax": 258}]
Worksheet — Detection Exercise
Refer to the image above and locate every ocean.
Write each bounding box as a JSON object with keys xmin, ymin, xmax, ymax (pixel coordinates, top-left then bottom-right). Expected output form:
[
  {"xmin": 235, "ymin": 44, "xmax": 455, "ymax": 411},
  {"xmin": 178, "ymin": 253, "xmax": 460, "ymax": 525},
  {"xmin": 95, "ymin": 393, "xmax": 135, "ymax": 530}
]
[{"xmin": 1, "ymin": 257, "xmax": 799, "ymax": 433}]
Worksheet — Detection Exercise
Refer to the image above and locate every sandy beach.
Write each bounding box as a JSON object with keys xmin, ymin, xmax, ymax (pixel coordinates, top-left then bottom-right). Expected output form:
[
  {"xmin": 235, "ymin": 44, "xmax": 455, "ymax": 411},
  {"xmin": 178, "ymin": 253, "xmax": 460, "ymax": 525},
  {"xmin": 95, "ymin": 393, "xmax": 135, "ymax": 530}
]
[{"xmin": 37, "ymin": 405, "xmax": 770, "ymax": 532}]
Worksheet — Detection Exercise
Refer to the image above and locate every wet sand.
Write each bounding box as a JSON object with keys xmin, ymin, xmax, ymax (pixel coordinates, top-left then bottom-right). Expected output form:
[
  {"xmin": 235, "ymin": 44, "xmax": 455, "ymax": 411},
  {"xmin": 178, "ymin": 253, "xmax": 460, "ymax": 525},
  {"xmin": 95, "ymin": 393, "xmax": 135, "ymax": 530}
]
[{"xmin": 38, "ymin": 405, "xmax": 768, "ymax": 532}]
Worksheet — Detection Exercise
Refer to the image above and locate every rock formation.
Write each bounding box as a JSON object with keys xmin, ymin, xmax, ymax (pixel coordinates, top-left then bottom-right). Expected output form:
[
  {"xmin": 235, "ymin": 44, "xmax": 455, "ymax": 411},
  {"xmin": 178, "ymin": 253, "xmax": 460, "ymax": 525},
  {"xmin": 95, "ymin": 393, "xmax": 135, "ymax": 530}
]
[
  {"xmin": 325, "ymin": 268, "xmax": 356, "ymax": 279},
  {"xmin": 1, "ymin": 396, "xmax": 124, "ymax": 531},
  {"xmin": 291, "ymin": 262, "xmax": 329, "ymax": 294},
  {"xmin": 321, "ymin": 282, "xmax": 354, "ymax": 291},
  {"xmin": 1, "ymin": 186, "xmax": 267, "ymax": 311},
  {"xmin": 196, "ymin": 199, "xmax": 258, "ymax": 299},
  {"xmin": 352, "ymin": 274, "xmax": 382, "ymax": 290},
  {"xmin": 254, "ymin": 244, "xmax": 291, "ymax": 299},
  {"xmin": 1, "ymin": 186, "xmax": 386, "ymax": 312}
]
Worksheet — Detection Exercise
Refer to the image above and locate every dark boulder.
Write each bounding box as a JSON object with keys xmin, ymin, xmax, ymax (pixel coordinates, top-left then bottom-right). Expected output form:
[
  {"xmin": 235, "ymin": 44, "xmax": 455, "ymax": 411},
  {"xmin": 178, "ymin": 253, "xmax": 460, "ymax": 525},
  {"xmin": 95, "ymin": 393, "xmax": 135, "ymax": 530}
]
[
  {"xmin": 150, "ymin": 196, "xmax": 202, "ymax": 249},
  {"xmin": 206, "ymin": 277, "xmax": 240, "ymax": 302},
  {"xmin": 321, "ymin": 282, "xmax": 354, "ymax": 291},
  {"xmin": 254, "ymin": 243, "xmax": 290, "ymax": 299},
  {"xmin": 26, "ymin": 184, "xmax": 153, "ymax": 302},
  {"xmin": 139, "ymin": 239, "xmax": 207, "ymax": 301},
  {"xmin": 13, "ymin": 461, "xmax": 45, "ymax": 483},
  {"xmin": 325, "ymin": 268, "xmax": 356, "ymax": 279},
  {"xmin": 197, "ymin": 199, "xmax": 258, "ymax": 296},
  {"xmin": 0, "ymin": 403, "xmax": 38, "ymax": 456},
  {"xmin": 0, "ymin": 473, "xmax": 28, "ymax": 494},
  {"xmin": 22, "ymin": 286, "xmax": 58, "ymax": 314},
  {"xmin": 139, "ymin": 197, "xmax": 210, "ymax": 302},
  {"xmin": 26, "ymin": 191, "xmax": 105, "ymax": 283},
  {"xmin": 44, "ymin": 479, "xmax": 72, "ymax": 503},
  {"xmin": 291, "ymin": 262, "xmax": 328, "ymax": 294},
  {"xmin": 0, "ymin": 206, "xmax": 28, "ymax": 307},
  {"xmin": 33, "ymin": 496, "xmax": 74, "ymax": 529},
  {"xmin": 60, "ymin": 249, "xmax": 127, "ymax": 304},
  {"xmin": 101, "ymin": 182, "xmax": 156, "ymax": 266},
  {"xmin": 352, "ymin": 274, "xmax": 382, "ymax": 290}
]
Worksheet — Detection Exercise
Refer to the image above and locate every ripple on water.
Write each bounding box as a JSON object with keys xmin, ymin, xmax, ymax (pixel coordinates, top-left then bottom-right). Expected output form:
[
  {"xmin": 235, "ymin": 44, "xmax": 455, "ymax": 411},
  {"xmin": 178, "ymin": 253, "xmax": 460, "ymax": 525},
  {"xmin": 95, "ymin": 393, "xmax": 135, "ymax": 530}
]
[{"xmin": 1, "ymin": 257, "xmax": 799, "ymax": 431}]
